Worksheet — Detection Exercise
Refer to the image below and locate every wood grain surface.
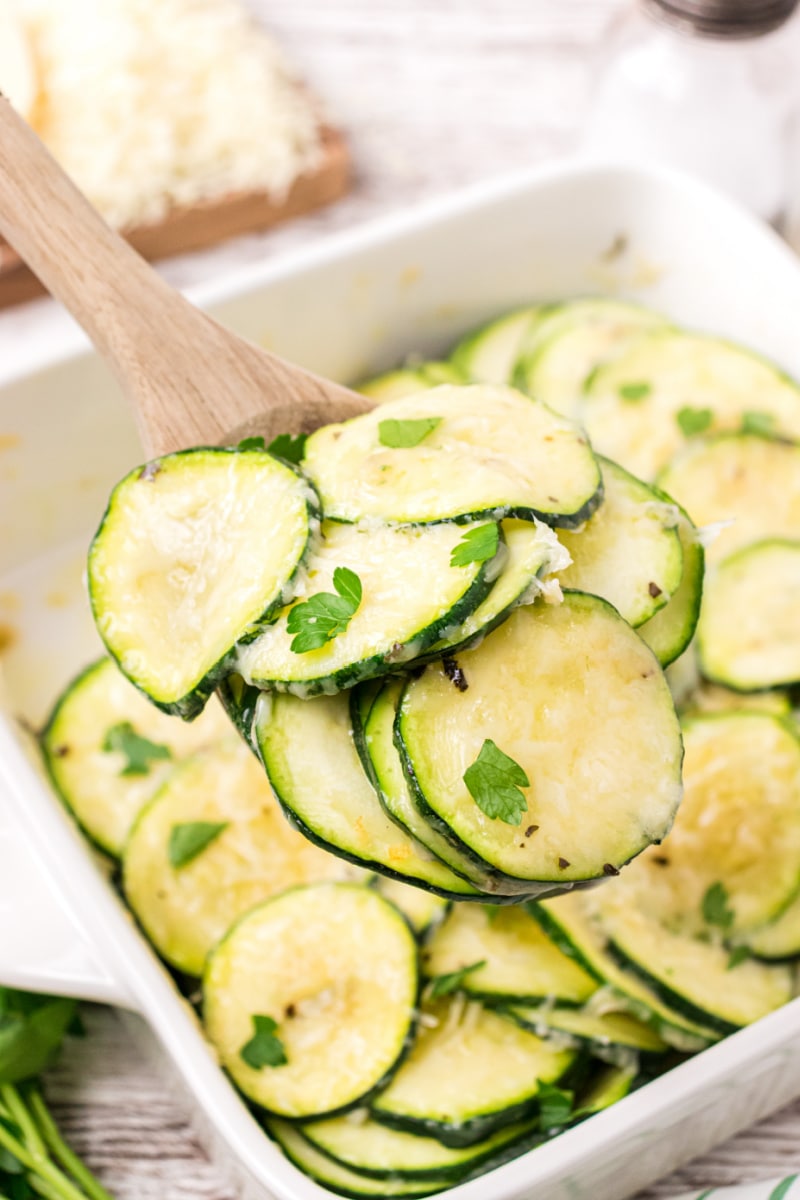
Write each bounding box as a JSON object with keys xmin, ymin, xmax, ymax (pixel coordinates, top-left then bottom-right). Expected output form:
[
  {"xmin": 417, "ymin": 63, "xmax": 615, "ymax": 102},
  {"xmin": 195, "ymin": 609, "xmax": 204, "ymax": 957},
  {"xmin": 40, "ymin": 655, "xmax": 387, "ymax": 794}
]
[{"xmin": 3, "ymin": 1, "xmax": 800, "ymax": 1197}]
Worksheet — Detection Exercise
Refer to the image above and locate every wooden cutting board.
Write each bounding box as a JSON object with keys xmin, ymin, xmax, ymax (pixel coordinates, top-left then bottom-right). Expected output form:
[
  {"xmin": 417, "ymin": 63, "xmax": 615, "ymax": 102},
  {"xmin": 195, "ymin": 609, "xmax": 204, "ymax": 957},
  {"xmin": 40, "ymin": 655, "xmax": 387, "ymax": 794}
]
[{"xmin": 0, "ymin": 124, "xmax": 349, "ymax": 308}]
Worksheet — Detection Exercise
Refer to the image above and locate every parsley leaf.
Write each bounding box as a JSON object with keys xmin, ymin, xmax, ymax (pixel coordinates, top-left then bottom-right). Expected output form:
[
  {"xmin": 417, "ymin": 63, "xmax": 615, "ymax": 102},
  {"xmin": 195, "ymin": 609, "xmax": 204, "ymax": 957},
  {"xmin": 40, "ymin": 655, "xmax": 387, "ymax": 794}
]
[
  {"xmin": 727, "ymin": 945, "xmax": 750, "ymax": 971},
  {"xmin": 0, "ymin": 990, "xmax": 77, "ymax": 1084},
  {"xmin": 463, "ymin": 739, "xmax": 529, "ymax": 826},
  {"xmin": 237, "ymin": 436, "xmax": 266, "ymax": 451},
  {"xmin": 537, "ymin": 1080, "xmax": 574, "ymax": 1130},
  {"xmin": 378, "ymin": 417, "xmax": 441, "ymax": 448},
  {"xmin": 168, "ymin": 822, "xmax": 228, "ymax": 869},
  {"xmin": 618, "ymin": 381, "xmax": 652, "ymax": 402},
  {"xmin": 287, "ymin": 567, "xmax": 363, "ymax": 654},
  {"xmin": 676, "ymin": 406, "xmax": 713, "ymax": 437},
  {"xmin": 450, "ymin": 523, "xmax": 500, "ymax": 568},
  {"xmin": 702, "ymin": 881, "xmax": 735, "ymax": 930},
  {"xmin": 240, "ymin": 1014, "xmax": 287, "ymax": 1069},
  {"xmin": 428, "ymin": 960, "xmax": 487, "ymax": 998},
  {"xmin": 741, "ymin": 410, "xmax": 776, "ymax": 437},
  {"xmin": 268, "ymin": 432, "xmax": 308, "ymax": 464},
  {"xmin": 101, "ymin": 722, "xmax": 172, "ymax": 777}
]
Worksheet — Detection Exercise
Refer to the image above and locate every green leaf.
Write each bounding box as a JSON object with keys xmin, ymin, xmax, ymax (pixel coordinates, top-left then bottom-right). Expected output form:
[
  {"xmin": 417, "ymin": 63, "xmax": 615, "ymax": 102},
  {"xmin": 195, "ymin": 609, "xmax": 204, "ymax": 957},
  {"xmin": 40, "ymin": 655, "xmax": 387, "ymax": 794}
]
[
  {"xmin": 168, "ymin": 822, "xmax": 228, "ymax": 869},
  {"xmin": 0, "ymin": 991, "xmax": 77, "ymax": 1084},
  {"xmin": 378, "ymin": 417, "xmax": 441, "ymax": 448},
  {"xmin": 450, "ymin": 523, "xmax": 500, "ymax": 568},
  {"xmin": 267, "ymin": 432, "xmax": 307, "ymax": 464},
  {"xmin": 727, "ymin": 945, "xmax": 750, "ymax": 971},
  {"xmin": 618, "ymin": 381, "xmax": 651, "ymax": 402},
  {"xmin": 463, "ymin": 739, "xmax": 529, "ymax": 826},
  {"xmin": 287, "ymin": 568, "xmax": 363, "ymax": 654},
  {"xmin": 240, "ymin": 1015, "xmax": 287, "ymax": 1069},
  {"xmin": 101, "ymin": 722, "xmax": 172, "ymax": 777},
  {"xmin": 537, "ymin": 1080, "xmax": 574, "ymax": 1129},
  {"xmin": 428, "ymin": 960, "xmax": 487, "ymax": 999},
  {"xmin": 676, "ymin": 406, "xmax": 713, "ymax": 437},
  {"xmin": 769, "ymin": 1176, "xmax": 799, "ymax": 1200},
  {"xmin": 702, "ymin": 881, "xmax": 734, "ymax": 931},
  {"xmin": 0, "ymin": 1142, "xmax": 24, "ymax": 1175},
  {"xmin": 237, "ymin": 436, "xmax": 266, "ymax": 452},
  {"xmin": 741, "ymin": 410, "xmax": 776, "ymax": 437}
]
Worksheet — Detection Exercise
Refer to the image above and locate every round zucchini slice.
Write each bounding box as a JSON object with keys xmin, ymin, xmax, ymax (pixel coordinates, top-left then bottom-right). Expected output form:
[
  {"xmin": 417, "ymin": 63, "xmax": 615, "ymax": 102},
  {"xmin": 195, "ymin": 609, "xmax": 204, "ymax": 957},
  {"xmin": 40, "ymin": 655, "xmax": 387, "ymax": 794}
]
[
  {"xmin": 255, "ymin": 690, "xmax": 479, "ymax": 899},
  {"xmin": 370, "ymin": 997, "xmax": 576, "ymax": 1146},
  {"xmin": 41, "ymin": 656, "xmax": 231, "ymax": 856},
  {"xmin": 358, "ymin": 362, "xmax": 466, "ymax": 402},
  {"xmin": 582, "ymin": 329, "xmax": 800, "ymax": 482},
  {"xmin": 235, "ymin": 519, "xmax": 497, "ymax": 695},
  {"xmin": 302, "ymin": 384, "xmax": 602, "ymax": 528},
  {"xmin": 557, "ymin": 458, "xmax": 684, "ymax": 628},
  {"xmin": 88, "ymin": 446, "xmax": 317, "ymax": 717},
  {"xmin": 683, "ymin": 681, "xmax": 791, "ymax": 718},
  {"xmin": 637, "ymin": 505, "xmax": 704, "ymax": 667},
  {"xmin": 504, "ymin": 1005, "xmax": 667, "ymax": 1061},
  {"xmin": 698, "ymin": 539, "xmax": 800, "ymax": 690},
  {"xmin": 747, "ymin": 894, "xmax": 800, "ymax": 961},
  {"xmin": 449, "ymin": 307, "xmax": 544, "ymax": 385},
  {"xmin": 123, "ymin": 739, "xmax": 360, "ymax": 975},
  {"xmin": 266, "ymin": 1120, "xmax": 438, "ymax": 1197},
  {"xmin": 396, "ymin": 595, "xmax": 683, "ymax": 889},
  {"xmin": 658, "ymin": 433, "xmax": 800, "ymax": 566},
  {"xmin": 422, "ymin": 903, "xmax": 597, "ymax": 1006},
  {"xmin": 204, "ymin": 883, "xmax": 418, "ymax": 1118}
]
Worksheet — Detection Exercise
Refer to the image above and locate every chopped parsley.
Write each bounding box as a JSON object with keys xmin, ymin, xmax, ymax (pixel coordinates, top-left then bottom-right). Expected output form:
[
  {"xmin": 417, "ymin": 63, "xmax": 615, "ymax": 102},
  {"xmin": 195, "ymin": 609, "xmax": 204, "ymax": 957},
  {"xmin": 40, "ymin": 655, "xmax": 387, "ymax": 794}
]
[
  {"xmin": 727, "ymin": 946, "xmax": 750, "ymax": 971},
  {"xmin": 702, "ymin": 881, "xmax": 734, "ymax": 931},
  {"xmin": 450, "ymin": 523, "xmax": 500, "ymax": 568},
  {"xmin": 537, "ymin": 1080, "xmax": 574, "ymax": 1130},
  {"xmin": 101, "ymin": 722, "xmax": 171, "ymax": 777},
  {"xmin": 378, "ymin": 417, "xmax": 441, "ymax": 448},
  {"xmin": 287, "ymin": 567, "xmax": 363, "ymax": 654},
  {"xmin": 676, "ymin": 406, "xmax": 713, "ymax": 437},
  {"xmin": 428, "ymin": 960, "xmax": 487, "ymax": 998},
  {"xmin": 618, "ymin": 381, "xmax": 652, "ymax": 402},
  {"xmin": 741, "ymin": 410, "xmax": 776, "ymax": 437},
  {"xmin": 237, "ymin": 436, "xmax": 266, "ymax": 451},
  {"xmin": 463, "ymin": 738, "xmax": 529, "ymax": 826},
  {"xmin": 239, "ymin": 1014, "xmax": 287, "ymax": 1069},
  {"xmin": 168, "ymin": 821, "xmax": 228, "ymax": 869},
  {"xmin": 268, "ymin": 432, "xmax": 308, "ymax": 463}
]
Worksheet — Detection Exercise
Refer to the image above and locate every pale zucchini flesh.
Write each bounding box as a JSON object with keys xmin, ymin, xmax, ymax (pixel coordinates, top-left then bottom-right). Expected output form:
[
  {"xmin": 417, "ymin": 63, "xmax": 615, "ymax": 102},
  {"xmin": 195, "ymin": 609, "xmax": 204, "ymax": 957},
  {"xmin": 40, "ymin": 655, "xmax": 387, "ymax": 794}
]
[
  {"xmin": 375, "ymin": 880, "xmax": 449, "ymax": 936},
  {"xmin": 41, "ymin": 656, "xmax": 230, "ymax": 856},
  {"xmin": 450, "ymin": 307, "xmax": 544, "ymax": 384},
  {"xmin": 582, "ymin": 330, "xmax": 800, "ymax": 482},
  {"xmin": 204, "ymin": 884, "xmax": 418, "ymax": 1118},
  {"xmin": 266, "ymin": 1120, "xmax": 438, "ymax": 1197},
  {"xmin": 698, "ymin": 539, "xmax": 800, "ymax": 690},
  {"xmin": 358, "ymin": 362, "xmax": 466, "ymax": 402},
  {"xmin": 397, "ymin": 595, "xmax": 683, "ymax": 887},
  {"xmin": 255, "ymin": 691, "xmax": 479, "ymax": 898},
  {"xmin": 370, "ymin": 997, "xmax": 575, "ymax": 1146},
  {"xmin": 422, "ymin": 903, "xmax": 597, "ymax": 1005},
  {"xmin": 504, "ymin": 1004, "xmax": 668, "ymax": 1060},
  {"xmin": 302, "ymin": 385, "xmax": 602, "ymax": 528},
  {"xmin": 557, "ymin": 458, "xmax": 683, "ymax": 628},
  {"xmin": 746, "ymin": 894, "xmax": 800, "ymax": 961},
  {"xmin": 88, "ymin": 447, "xmax": 316, "ymax": 717},
  {"xmin": 637, "ymin": 506, "xmax": 704, "ymax": 667},
  {"xmin": 236, "ymin": 519, "xmax": 495, "ymax": 695},
  {"xmin": 683, "ymin": 681, "xmax": 791, "ymax": 719},
  {"xmin": 123, "ymin": 740, "xmax": 361, "ymax": 975}
]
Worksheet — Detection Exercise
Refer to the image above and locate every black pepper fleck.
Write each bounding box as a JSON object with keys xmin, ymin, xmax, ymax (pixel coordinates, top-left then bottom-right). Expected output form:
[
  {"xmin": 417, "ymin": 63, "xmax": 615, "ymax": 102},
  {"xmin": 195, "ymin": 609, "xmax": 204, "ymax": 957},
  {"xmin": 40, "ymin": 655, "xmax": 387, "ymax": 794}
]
[
  {"xmin": 442, "ymin": 657, "xmax": 468, "ymax": 692},
  {"xmin": 651, "ymin": 855, "xmax": 670, "ymax": 867},
  {"xmin": 602, "ymin": 863, "xmax": 620, "ymax": 877},
  {"xmin": 53, "ymin": 744, "xmax": 70, "ymax": 758},
  {"xmin": 285, "ymin": 1003, "xmax": 297, "ymax": 1018},
  {"xmin": 525, "ymin": 825, "xmax": 539, "ymax": 837},
  {"xmin": 557, "ymin": 857, "xmax": 570, "ymax": 869},
  {"xmin": 648, "ymin": 581, "xmax": 663, "ymax": 598}
]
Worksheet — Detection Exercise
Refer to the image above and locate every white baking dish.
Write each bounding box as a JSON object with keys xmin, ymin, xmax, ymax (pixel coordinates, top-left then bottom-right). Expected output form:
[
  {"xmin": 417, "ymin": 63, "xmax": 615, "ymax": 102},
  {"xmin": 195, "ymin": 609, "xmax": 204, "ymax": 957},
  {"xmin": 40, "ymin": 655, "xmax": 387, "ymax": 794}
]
[{"xmin": 2, "ymin": 161, "xmax": 800, "ymax": 1200}]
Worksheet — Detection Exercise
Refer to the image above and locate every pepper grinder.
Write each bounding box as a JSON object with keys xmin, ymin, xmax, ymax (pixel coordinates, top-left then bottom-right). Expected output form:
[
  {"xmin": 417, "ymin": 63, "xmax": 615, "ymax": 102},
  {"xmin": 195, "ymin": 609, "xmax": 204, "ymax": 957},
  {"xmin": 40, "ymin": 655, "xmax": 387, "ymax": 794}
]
[{"xmin": 578, "ymin": 0, "xmax": 800, "ymax": 228}]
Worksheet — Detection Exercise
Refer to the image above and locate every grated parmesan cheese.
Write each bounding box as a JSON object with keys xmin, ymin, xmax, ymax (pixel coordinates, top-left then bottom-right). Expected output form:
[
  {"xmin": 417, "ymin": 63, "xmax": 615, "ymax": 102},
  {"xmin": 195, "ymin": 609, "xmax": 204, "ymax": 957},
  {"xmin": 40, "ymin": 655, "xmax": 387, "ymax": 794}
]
[{"xmin": 8, "ymin": 0, "xmax": 323, "ymax": 229}]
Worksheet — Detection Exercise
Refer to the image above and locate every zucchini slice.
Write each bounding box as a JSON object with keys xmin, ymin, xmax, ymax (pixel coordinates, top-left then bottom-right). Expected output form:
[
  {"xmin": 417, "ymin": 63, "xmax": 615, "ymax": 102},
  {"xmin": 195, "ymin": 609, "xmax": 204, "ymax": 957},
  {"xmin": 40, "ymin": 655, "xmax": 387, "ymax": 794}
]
[
  {"xmin": 370, "ymin": 997, "xmax": 576, "ymax": 1146},
  {"xmin": 204, "ymin": 883, "xmax": 418, "ymax": 1118},
  {"xmin": 422, "ymin": 903, "xmax": 597, "ymax": 1005},
  {"xmin": 420, "ymin": 518, "xmax": 569, "ymax": 661},
  {"xmin": 396, "ymin": 595, "xmax": 683, "ymax": 889},
  {"xmin": 513, "ymin": 298, "xmax": 667, "ymax": 418},
  {"xmin": 375, "ymin": 880, "xmax": 449, "ymax": 937},
  {"xmin": 255, "ymin": 691, "xmax": 479, "ymax": 898},
  {"xmin": 358, "ymin": 362, "xmax": 466, "ymax": 402},
  {"xmin": 557, "ymin": 458, "xmax": 684, "ymax": 628},
  {"xmin": 504, "ymin": 1005, "xmax": 668, "ymax": 1062},
  {"xmin": 658, "ymin": 433, "xmax": 800, "ymax": 566},
  {"xmin": 356, "ymin": 681, "xmax": 492, "ymax": 894},
  {"xmin": 605, "ymin": 712, "xmax": 800, "ymax": 938},
  {"xmin": 582, "ymin": 330, "xmax": 800, "ymax": 482},
  {"xmin": 683, "ymin": 681, "xmax": 791, "ymax": 718},
  {"xmin": 302, "ymin": 385, "xmax": 602, "ymax": 528},
  {"xmin": 235, "ymin": 519, "xmax": 496, "ymax": 695},
  {"xmin": 122, "ymin": 740, "xmax": 361, "ymax": 975},
  {"xmin": 746, "ymin": 895, "xmax": 800, "ymax": 961},
  {"xmin": 298, "ymin": 1110, "xmax": 538, "ymax": 1183},
  {"xmin": 450, "ymin": 307, "xmax": 544, "ymax": 384},
  {"xmin": 637, "ymin": 506, "xmax": 704, "ymax": 667},
  {"xmin": 41, "ymin": 656, "xmax": 230, "ymax": 856},
  {"xmin": 533, "ymin": 895, "xmax": 719, "ymax": 1050},
  {"xmin": 266, "ymin": 1120, "xmax": 438, "ymax": 1198},
  {"xmin": 88, "ymin": 447, "xmax": 317, "ymax": 717},
  {"xmin": 698, "ymin": 539, "xmax": 800, "ymax": 689}
]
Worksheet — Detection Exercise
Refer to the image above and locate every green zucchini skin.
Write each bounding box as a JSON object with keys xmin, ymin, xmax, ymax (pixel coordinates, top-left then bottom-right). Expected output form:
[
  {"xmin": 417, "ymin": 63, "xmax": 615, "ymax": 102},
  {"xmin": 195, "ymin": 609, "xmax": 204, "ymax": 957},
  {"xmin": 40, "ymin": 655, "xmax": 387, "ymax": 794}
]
[
  {"xmin": 450, "ymin": 306, "xmax": 546, "ymax": 385},
  {"xmin": 637, "ymin": 496, "xmax": 704, "ymax": 668},
  {"xmin": 216, "ymin": 674, "xmax": 262, "ymax": 756},
  {"xmin": 357, "ymin": 361, "xmax": 467, "ymax": 401}
]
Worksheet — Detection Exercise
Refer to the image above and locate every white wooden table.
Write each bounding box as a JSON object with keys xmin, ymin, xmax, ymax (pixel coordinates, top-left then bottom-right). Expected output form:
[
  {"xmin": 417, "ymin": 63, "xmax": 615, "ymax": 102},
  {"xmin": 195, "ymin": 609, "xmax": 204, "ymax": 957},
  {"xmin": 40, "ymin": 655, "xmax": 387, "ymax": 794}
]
[{"xmin": 4, "ymin": 1, "xmax": 800, "ymax": 1196}]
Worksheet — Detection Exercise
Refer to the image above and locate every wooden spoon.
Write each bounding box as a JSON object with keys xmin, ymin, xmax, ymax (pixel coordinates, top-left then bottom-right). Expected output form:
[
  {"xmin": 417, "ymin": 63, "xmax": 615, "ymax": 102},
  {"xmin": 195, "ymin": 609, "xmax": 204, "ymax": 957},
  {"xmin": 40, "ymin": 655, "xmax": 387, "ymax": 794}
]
[{"xmin": 0, "ymin": 97, "xmax": 375, "ymax": 457}]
